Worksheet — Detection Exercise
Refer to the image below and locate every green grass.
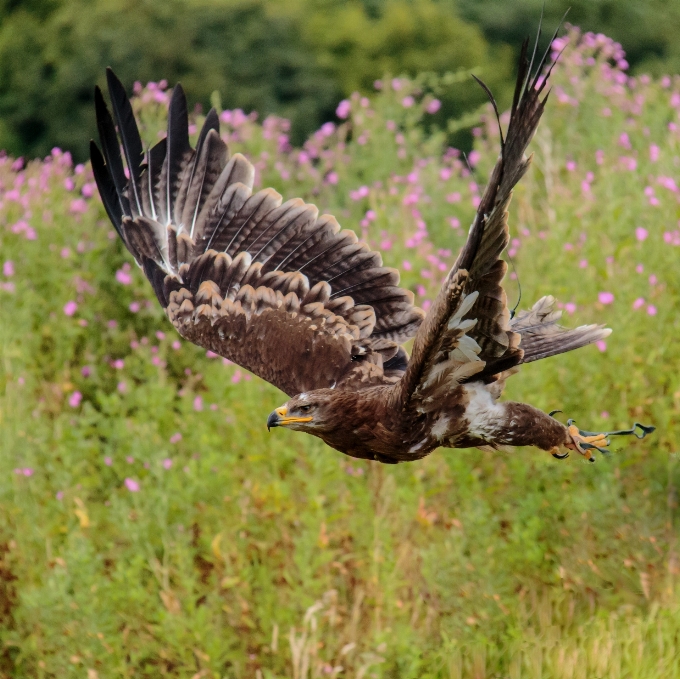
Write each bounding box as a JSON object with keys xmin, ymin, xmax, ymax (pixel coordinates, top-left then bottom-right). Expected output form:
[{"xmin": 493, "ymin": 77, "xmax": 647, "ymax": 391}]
[{"xmin": 0, "ymin": 27, "xmax": 679, "ymax": 678}]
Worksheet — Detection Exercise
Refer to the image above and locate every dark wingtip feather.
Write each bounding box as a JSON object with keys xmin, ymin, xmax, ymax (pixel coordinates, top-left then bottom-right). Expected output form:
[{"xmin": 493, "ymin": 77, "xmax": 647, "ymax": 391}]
[
  {"xmin": 105, "ymin": 68, "xmax": 144, "ymax": 215},
  {"xmin": 90, "ymin": 139, "xmax": 124, "ymax": 240},
  {"xmin": 94, "ymin": 84, "xmax": 130, "ymax": 217}
]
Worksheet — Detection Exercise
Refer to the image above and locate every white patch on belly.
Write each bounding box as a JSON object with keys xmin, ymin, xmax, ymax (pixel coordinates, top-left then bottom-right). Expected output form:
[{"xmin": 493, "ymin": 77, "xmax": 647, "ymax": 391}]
[
  {"xmin": 409, "ymin": 439, "xmax": 429, "ymax": 453},
  {"xmin": 463, "ymin": 382, "xmax": 505, "ymax": 441},
  {"xmin": 431, "ymin": 414, "xmax": 451, "ymax": 441}
]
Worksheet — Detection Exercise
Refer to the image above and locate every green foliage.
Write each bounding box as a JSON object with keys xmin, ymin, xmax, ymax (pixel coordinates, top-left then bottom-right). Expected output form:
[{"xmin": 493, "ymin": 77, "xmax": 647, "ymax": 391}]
[
  {"xmin": 0, "ymin": 0, "xmax": 504, "ymax": 161},
  {"xmin": 1, "ymin": 26, "xmax": 680, "ymax": 677},
  {"xmin": 457, "ymin": 0, "xmax": 680, "ymax": 74}
]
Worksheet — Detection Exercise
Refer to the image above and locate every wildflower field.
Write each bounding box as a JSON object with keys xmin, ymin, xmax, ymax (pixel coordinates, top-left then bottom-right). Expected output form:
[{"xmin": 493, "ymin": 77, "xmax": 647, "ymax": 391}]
[{"xmin": 1, "ymin": 28, "xmax": 680, "ymax": 678}]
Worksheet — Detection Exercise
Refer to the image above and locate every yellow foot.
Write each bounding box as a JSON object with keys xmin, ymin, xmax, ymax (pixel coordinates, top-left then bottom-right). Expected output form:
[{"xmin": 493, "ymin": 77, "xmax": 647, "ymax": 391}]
[{"xmin": 566, "ymin": 425, "xmax": 608, "ymax": 461}]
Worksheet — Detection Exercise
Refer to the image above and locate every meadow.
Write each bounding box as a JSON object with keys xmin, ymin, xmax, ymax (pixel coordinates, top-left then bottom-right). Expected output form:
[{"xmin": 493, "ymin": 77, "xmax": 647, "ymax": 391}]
[{"xmin": 0, "ymin": 27, "xmax": 679, "ymax": 678}]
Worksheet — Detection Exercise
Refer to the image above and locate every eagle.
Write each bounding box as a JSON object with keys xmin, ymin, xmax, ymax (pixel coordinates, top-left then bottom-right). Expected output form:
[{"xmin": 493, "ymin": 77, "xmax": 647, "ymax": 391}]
[{"xmin": 90, "ymin": 30, "xmax": 653, "ymax": 464}]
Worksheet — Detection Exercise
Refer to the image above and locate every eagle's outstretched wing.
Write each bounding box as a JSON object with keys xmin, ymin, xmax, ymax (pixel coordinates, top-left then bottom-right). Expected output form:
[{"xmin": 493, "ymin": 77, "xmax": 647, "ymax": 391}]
[
  {"xmin": 397, "ymin": 25, "xmax": 609, "ymax": 411},
  {"xmin": 91, "ymin": 69, "xmax": 424, "ymax": 397}
]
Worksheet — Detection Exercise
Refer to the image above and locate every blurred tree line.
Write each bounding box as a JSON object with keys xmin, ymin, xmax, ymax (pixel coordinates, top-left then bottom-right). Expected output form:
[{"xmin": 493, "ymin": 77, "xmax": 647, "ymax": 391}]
[{"xmin": 0, "ymin": 0, "xmax": 678, "ymax": 161}]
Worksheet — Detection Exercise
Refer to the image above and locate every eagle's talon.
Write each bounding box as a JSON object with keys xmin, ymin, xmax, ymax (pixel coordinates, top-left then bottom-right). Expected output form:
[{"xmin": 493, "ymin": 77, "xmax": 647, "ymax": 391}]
[{"xmin": 550, "ymin": 446, "xmax": 569, "ymax": 460}]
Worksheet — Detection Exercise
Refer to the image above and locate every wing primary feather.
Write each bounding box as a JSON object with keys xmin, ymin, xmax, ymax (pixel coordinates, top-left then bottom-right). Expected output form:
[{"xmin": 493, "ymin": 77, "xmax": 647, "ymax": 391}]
[
  {"xmin": 471, "ymin": 75, "xmax": 504, "ymax": 147},
  {"xmin": 187, "ymin": 109, "xmax": 220, "ymax": 237},
  {"xmin": 162, "ymin": 83, "xmax": 191, "ymax": 227},
  {"xmin": 105, "ymin": 68, "xmax": 144, "ymax": 216},
  {"xmin": 90, "ymin": 140, "xmax": 124, "ymax": 239},
  {"xmin": 94, "ymin": 85, "xmax": 130, "ymax": 217}
]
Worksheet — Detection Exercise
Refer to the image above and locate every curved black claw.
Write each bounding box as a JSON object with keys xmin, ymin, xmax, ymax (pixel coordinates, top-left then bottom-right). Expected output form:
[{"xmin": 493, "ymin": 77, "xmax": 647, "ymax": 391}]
[{"xmin": 552, "ymin": 449, "xmax": 569, "ymax": 460}]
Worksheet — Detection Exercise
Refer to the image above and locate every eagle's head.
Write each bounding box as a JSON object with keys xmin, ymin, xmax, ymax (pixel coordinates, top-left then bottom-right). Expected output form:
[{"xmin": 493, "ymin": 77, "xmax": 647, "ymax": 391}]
[{"xmin": 266, "ymin": 390, "xmax": 337, "ymax": 433}]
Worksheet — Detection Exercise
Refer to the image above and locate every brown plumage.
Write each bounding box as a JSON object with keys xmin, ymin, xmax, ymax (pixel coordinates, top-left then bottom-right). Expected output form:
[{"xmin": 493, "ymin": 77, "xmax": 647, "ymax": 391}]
[{"xmin": 91, "ymin": 27, "xmax": 653, "ymax": 464}]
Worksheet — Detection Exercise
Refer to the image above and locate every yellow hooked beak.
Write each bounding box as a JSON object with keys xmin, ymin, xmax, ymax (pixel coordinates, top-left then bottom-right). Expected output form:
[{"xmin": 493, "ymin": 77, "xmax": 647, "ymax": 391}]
[{"xmin": 266, "ymin": 406, "xmax": 313, "ymax": 430}]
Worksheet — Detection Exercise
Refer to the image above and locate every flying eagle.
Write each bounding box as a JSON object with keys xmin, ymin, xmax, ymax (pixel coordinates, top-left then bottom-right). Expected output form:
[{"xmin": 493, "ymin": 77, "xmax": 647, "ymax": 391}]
[{"xmin": 90, "ymin": 32, "xmax": 653, "ymax": 464}]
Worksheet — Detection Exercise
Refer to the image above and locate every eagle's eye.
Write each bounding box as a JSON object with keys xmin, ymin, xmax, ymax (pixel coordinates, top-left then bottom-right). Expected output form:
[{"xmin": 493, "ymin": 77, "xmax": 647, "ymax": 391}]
[{"xmin": 299, "ymin": 404, "xmax": 313, "ymax": 413}]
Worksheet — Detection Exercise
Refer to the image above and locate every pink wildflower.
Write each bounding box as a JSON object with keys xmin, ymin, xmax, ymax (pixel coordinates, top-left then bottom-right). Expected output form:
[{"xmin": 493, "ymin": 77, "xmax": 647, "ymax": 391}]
[
  {"xmin": 193, "ymin": 396, "xmax": 203, "ymax": 411},
  {"xmin": 68, "ymin": 391, "xmax": 82, "ymax": 408},
  {"xmin": 129, "ymin": 302, "xmax": 140, "ymax": 312},
  {"xmin": 633, "ymin": 297, "xmax": 645, "ymax": 310},
  {"xmin": 649, "ymin": 144, "xmax": 660, "ymax": 162},
  {"xmin": 124, "ymin": 478, "xmax": 140, "ymax": 492},
  {"xmin": 63, "ymin": 301, "xmax": 77, "ymax": 316},
  {"xmin": 596, "ymin": 340, "xmax": 607, "ymax": 352},
  {"xmin": 598, "ymin": 292, "xmax": 614, "ymax": 305},
  {"xmin": 426, "ymin": 99, "xmax": 441, "ymax": 114},
  {"xmin": 647, "ymin": 304, "xmax": 657, "ymax": 316},
  {"xmin": 635, "ymin": 227, "xmax": 648, "ymax": 241},
  {"xmin": 336, "ymin": 100, "xmax": 351, "ymax": 119},
  {"xmin": 564, "ymin": 302, "xmax": 576, "ymax": 314},
  {"xmin": 115, "ymin": 268, "xmax": 132, "ymax": 285},
  {"xmin": 69, "ymin": 198, "xmax": 88, "ymax": 214},
  {"xmin": 170, "ymin": 432, "xmax": 182, "ymax": 444},
  {"xmin": 467, "ymin": 151, "xmax": 480, "ymax": 167},
  {"xmin": 162, "ymin": 459, "xmax": 173, "ymax": 469},
  {"xmin": 3, "ymin": 261, "xmax": 14, "ymax": 277}
]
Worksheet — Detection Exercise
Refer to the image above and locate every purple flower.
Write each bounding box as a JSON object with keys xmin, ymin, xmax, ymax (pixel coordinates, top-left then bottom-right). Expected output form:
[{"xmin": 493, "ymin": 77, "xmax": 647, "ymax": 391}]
[
  {"xmin": 172, "ymin": 340, "xmax": 181, "ymax": 350},
  {"xmin": 68, "ymin": 391, "xmax": 82, "ymax": 408},
  {"xmin": 115, "ymin": 268, "xmax": 132, "ymax": 285},
  {"xmin": 564, "ymin": 302, "xmax": 576, "ymax": 314},
  {"xmin": 3, "ymin": 261, "xmax": 14, "ymax": 277},
  {"xmin": 596, "ymin": 340, "xmax": 607, "ymax": 352},
  {"xmin": 129, "ymin": 302, "xmax": 140, "ymax": 313},
  {"xmin": 401, "ymin": 96, "xmax": 415, "ymax": 108},
  {"xmin": 649, "ymin": 144, "xmax": 660, "ymax": 162},
  {"xmin": 426, "ymin": 99, "xmax": 441, "ymax": 114},
  {"xmin": 69, "ymin": 198, "xmax": 88, "ymax": 214},
  {"xmin": 162, "ymin": 458, "xmax": 173, "ymax": 469},
  {"xmin": 170, "ymin": 432, "xmax": 182, "ymax": 444},
  {"xmin": 633, "ymin": 297, "xmax": 645, "ymax": 310},
  {"xmin": 598, "ymin": 292, "xmax": 615, "ymax": 305},
  {"xmin": 193, "ymin": 396, "xmax": 203, "ymax": 411},
  {"xmin": 336, "ymin": 100, "xmax": 351, "ymax": 119},
  {"xmin": 63, "ymin": 301, "xmax": 77, "ymax": 316},
  {"xmin": 647, "ymin": 305, "xmax": 657, "ymax": 316},
  {"xmin": 104, "ymin": 456, "xmax": 112, "ymax": 466},
  {"xmin": 124, "ymin": 478, "xmax": 140, "ymax": 492},
  {"xmin": 635, "ymin": 227, "xmax": 648, "ymax": 242},
  {"xmin": 112, "ymin": 359, "xmax": 124, "ymax": 369}
]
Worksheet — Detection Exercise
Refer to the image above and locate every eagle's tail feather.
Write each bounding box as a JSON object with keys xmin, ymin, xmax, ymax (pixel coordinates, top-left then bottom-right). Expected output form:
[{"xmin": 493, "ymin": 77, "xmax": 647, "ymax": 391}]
[{"xmin": 511, "ymin": 295, "xmax": 611, "ymax": 364}]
